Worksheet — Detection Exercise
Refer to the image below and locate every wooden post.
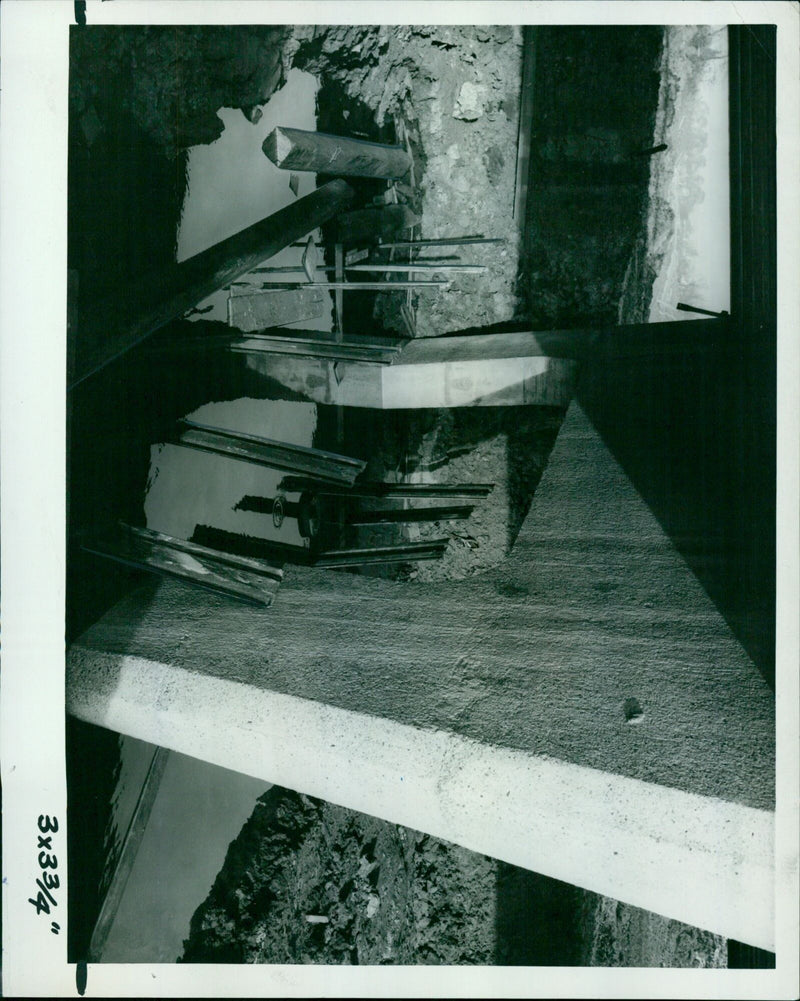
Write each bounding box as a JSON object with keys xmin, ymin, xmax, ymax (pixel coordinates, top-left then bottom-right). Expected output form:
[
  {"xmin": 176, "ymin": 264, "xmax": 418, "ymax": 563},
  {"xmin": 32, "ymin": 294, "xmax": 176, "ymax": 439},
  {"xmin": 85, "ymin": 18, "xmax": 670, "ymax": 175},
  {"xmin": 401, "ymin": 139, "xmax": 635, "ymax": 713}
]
[
  {"xmin": 263, "ymin": 126, "xmax": 411, "ymax": 180},
  {"xmin": 71, "ymin": 179, "xmax": 355, "ymax": 388}
]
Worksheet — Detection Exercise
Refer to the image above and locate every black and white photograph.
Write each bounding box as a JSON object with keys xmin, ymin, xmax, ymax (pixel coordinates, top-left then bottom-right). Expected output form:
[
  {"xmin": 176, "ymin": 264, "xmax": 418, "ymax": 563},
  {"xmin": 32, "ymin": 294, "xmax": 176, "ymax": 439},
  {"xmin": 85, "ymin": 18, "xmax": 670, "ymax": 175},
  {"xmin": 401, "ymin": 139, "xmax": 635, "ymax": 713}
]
[{"xmin": 1, "ymin": 1, "xmax": 798, "ymax": 997}]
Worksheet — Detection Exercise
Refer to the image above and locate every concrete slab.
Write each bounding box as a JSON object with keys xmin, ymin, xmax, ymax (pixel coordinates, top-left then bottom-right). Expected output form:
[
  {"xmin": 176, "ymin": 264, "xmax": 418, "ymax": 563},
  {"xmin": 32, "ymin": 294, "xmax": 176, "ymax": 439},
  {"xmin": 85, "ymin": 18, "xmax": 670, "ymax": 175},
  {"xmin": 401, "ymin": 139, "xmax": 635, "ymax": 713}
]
[
  {"xmin": 67, "ymin": 401, "xmax": 775, "ymax": 948},
  {"xmin": 242, "ymin": 349, "xmax": 577, "ymax": 408}
]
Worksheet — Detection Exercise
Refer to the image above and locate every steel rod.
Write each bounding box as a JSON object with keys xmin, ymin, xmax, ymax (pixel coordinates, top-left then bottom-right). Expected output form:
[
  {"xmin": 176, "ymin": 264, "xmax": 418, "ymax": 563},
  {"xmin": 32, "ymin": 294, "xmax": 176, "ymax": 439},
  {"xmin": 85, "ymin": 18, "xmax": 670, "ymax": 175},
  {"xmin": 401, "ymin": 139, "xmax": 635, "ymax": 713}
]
[{"xmin": 378, "ymin": 236, "xmax": 505, "ymax": 249}]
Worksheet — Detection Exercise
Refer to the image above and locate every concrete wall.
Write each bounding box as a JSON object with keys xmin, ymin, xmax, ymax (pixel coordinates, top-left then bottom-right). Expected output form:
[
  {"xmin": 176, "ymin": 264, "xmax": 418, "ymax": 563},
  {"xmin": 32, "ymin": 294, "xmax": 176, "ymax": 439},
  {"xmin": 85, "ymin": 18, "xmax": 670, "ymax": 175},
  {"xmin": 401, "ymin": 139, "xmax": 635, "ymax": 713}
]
[{"xmin": 67, "ymin": 399, "xmax": 775, "ymax": 947}]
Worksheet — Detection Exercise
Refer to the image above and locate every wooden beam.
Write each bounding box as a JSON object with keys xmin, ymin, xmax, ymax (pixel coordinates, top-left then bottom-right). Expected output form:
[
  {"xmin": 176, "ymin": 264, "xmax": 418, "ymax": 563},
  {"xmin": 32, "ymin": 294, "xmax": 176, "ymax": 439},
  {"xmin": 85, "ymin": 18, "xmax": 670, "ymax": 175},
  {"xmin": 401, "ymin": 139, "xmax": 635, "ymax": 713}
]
[
  {"xmin": 71, "ymin": 179, "xmax": 354, "ymax": 387},
  {"xmin": 228, "ymin": 331, "xmax": 404, "ymax": 364},
  {"xmin": 263, "ymin": 126, "xmax": 411, "ymax": 180},
  {"xmin": 228, "ymin": 287, "xmax": 326, "ymax": 331},
  {"xmin": 177, "ymin": 420, "xmax": 366, "ymax": 485},
  {"xmin": 83, "ymin": 524, "xmax": 284, "ymax": 607}
]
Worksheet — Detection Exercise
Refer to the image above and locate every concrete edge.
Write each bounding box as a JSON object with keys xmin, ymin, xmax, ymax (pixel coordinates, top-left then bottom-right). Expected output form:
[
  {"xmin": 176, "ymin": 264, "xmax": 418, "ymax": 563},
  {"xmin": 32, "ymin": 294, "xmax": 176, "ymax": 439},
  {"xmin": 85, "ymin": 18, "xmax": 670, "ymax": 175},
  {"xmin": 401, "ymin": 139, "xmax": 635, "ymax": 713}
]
[{"xmin": 66, "ymin": 646, "xmax": 775, "ymax": 951}]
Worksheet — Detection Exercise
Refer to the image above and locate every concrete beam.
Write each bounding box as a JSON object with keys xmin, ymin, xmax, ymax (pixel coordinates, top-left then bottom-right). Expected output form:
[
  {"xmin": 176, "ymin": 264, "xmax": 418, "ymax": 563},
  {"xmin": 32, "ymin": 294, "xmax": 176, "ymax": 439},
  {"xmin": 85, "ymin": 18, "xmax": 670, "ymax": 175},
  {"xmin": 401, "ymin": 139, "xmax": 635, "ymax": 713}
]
[
  {"xmin": 241, "ymin": 334, "xmax": 579, "ymax": 408},
  {"xmin": 67, "ymin": 401, "xmax": 774, "ymax": 947}
]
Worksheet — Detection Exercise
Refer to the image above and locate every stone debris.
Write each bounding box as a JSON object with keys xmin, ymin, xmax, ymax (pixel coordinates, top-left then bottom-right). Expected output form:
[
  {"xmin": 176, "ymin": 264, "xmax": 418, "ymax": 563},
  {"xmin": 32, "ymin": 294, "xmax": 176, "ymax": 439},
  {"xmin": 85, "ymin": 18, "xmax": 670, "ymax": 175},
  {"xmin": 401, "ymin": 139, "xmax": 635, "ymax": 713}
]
[{"xmin": 452, "ymin": 81, "xmax": 485, "ymax": 121}]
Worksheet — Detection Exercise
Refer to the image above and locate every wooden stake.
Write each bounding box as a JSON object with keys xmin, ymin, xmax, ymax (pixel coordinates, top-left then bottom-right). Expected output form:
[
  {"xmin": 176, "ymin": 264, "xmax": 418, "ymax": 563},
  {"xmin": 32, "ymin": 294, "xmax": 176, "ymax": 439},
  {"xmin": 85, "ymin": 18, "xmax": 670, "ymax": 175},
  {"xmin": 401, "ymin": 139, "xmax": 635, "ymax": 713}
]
[
  {"xmin": 228, "ymin": 287, "xmax": 326, "ymax": 331},
  {"xmin": 263, "ymin": 126, "xmax": 411, "ymax": 180}
]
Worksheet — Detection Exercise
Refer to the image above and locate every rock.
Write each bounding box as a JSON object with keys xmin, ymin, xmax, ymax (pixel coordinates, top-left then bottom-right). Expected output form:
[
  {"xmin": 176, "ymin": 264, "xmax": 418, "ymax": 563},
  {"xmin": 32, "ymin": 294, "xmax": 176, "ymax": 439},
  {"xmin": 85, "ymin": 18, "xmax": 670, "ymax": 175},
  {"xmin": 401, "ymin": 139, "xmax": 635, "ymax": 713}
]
[
  {"xmin": 241, "ymin": 104, "xmax": 263, "ymax": 124},
  {"xmin": 453, "ymin": 82, "xmax": 485, "ymax": 121}
]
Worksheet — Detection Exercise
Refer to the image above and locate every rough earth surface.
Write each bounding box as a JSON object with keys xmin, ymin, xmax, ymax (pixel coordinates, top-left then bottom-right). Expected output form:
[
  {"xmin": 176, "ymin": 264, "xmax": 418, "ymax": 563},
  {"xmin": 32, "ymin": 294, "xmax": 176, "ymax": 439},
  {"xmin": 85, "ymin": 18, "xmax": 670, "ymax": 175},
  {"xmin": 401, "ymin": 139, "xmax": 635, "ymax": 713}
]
[
  {"xmin": 70, "ymin": 25, "xmax": 291, "ymax": 154},
  {"xmin": 288, "ymin": 24, "xmax": 524, "ymax": 338},
  {"xmin": 181, "ymin": 787, "xmax": 496, "ymax": 965},
  {"xmin": 179, "ymin": 786, "xmax": 726, "ymax": 967}
]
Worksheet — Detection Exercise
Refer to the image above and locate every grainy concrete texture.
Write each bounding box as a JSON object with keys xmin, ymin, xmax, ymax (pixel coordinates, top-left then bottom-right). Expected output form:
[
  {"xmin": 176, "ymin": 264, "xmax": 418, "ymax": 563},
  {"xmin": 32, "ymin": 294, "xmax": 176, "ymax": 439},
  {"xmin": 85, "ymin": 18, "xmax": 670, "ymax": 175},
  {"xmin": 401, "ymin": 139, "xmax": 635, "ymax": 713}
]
[{"xmin": 67, "ymin": 400, "xmax": 775, "ymax": 948}]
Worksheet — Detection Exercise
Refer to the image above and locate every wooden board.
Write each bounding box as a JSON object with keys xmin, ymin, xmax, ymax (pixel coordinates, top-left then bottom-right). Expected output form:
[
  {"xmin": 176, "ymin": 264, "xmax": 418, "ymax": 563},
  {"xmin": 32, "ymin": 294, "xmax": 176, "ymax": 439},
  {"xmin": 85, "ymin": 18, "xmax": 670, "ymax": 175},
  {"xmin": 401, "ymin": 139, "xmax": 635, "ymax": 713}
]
[
  {"xmin": 228, "ymin": 287, "xmax": 326, "ymax": 331},
  {"xmin": 83, "ymin": 523, "xmax": 284, "ymax": 607},
  {"xmin": 229, "ymin": 330, "xmax": 404, "ymax": 364},
  {"xmin": 177, "ymin": 420, "xmax": 366, "ymax": 485}
]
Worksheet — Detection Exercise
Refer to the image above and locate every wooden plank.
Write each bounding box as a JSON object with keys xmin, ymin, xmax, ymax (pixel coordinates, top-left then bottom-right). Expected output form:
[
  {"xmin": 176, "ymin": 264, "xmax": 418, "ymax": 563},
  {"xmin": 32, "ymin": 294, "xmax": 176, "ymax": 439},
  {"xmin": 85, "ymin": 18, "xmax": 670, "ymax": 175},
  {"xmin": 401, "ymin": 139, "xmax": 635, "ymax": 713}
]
[
  {"xmin": 71, "ymin": 179, "xmax": 354, "ymax": 387},
  {"xmin": 228, "ymin": 287, "xmax": 326, "ymax": 331},
  {"xmin": 83, "ymin": 523, "xmax": 284, "ymax": 607},
  {"xmin": 87, "ymin": 747, "xmax": 170, "ymax": 962},
  {"xmin": 391, "ymin": 320, "xmax": 735, "ymax": 367},
  {"xmin": 344, "ymin": 248, "xmax": 369, "ymax": 266},
  {"xmin": 177, "ymin": 420, "xmax": 366, "ymax": 485},
  {"xmin": 124, "ymin": 525, "xmax": 284, "ymax": 580},
  {"xmin": 229, "ymin": 332, "xmax": 403, "ymax": 364},
  {"xmin": 263, "ymin": 126, "xmax": 411, "ymax": 180},
  {"xmin": 144, "ymin": 322, "xmax": 403, "ymax": 359}
]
